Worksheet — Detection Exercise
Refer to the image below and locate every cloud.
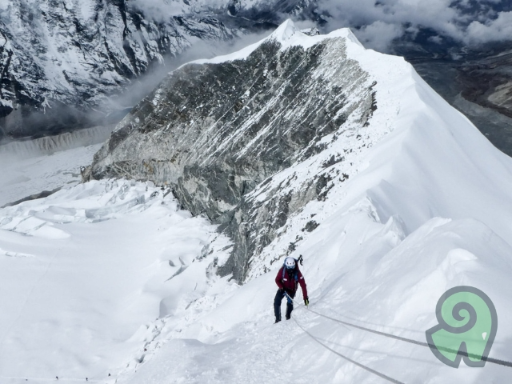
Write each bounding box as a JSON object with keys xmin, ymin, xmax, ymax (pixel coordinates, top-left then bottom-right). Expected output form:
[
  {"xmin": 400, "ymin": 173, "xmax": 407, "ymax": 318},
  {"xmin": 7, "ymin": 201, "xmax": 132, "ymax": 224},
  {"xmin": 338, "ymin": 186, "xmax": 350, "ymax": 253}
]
[
  {"xmin": 466, "ymin": 11, "xmax": 512, "ymax": 44},
  {"xmin": 316, "ymin": 0, "xmax": 512, "ymax": 51},
  {"xmin": 354, "ymin": 21, "xmax": 403, "ymax": 51}
]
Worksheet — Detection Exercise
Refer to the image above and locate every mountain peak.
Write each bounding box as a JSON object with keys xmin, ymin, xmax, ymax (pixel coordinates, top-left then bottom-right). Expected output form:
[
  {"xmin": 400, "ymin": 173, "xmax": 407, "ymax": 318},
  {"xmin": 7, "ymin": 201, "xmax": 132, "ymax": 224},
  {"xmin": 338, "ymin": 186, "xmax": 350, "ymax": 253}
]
[
  {"xmin": 268, "ymin": 19, "xmax": 299, "ymax": 42},
  {"xmin": 190, "ymin": 19, "xmax": 361, "ymax": 66}
]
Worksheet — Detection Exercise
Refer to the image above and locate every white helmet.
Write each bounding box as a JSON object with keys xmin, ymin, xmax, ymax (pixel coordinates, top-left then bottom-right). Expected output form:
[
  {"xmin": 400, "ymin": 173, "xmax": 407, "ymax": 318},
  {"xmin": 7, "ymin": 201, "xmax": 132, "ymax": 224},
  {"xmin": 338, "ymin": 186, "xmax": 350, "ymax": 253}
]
[{"xmin": 284, "ymin": 257, "xmax": 296, "ymax": 269}]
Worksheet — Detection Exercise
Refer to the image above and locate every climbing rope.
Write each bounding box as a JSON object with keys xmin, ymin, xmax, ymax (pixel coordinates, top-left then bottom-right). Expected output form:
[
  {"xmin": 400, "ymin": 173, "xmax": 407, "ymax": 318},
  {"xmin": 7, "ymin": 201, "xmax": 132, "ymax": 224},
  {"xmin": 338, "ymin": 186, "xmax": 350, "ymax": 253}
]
[
  {"xmin": 306, "ymin": 305, "xmax": 512, "ymax": 368},
  {"xmin": 282, "ymin": 292, "xmax": 404, "ymax": 383},
  {"xmin": 292, "ymin": 315, "xmax": 405, "ymax": 384},
  {"xmin": 285, "ymin": 293, "xmax": 512, "ymax": 370}
]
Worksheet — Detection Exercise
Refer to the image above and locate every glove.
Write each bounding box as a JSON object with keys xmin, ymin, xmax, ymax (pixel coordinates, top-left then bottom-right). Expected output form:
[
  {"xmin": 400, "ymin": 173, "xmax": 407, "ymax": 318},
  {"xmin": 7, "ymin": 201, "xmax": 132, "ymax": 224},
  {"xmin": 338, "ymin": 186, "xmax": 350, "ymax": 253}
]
[{"xmin": 304, "ymin": 297, "xmax": 309, "ymax": 306}]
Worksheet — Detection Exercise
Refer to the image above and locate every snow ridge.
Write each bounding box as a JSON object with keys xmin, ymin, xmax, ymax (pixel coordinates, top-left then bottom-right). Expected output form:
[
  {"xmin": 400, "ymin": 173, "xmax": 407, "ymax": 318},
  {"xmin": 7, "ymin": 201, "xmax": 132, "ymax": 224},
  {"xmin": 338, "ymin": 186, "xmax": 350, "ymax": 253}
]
[{"xmin": 113, "ymin": 20, "xmax": 512, "ymax": 384}]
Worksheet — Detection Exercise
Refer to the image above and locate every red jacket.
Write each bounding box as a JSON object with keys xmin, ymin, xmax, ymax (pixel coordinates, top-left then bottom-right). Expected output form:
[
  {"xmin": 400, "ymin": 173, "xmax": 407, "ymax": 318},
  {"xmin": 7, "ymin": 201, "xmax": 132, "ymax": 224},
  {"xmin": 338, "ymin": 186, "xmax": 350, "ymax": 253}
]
[{"xmin": 275, "ymin": 265, "xmax": 308, "ymax": 299}]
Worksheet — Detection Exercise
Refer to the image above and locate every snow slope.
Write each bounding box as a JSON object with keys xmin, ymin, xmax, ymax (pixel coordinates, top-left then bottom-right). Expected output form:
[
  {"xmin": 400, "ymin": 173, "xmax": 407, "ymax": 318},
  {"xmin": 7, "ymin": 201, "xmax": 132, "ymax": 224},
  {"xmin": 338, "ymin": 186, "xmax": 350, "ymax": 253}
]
[
  {"xmin": 114, "ymin": 22, "xmax": 512, "ymax": 383},
  {"xmin": 2, "ymin": 20, "xmax": 512, "ymax": 384},
  {"xmin": 0, "ymin": 180, "xmax": 233, "ymax": 383}
]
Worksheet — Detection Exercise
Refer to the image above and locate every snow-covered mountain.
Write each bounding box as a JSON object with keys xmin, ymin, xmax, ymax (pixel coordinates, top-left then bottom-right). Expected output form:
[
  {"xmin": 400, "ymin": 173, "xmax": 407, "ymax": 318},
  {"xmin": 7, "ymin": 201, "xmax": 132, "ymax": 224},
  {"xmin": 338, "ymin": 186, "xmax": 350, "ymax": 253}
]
[
  {"xmin": 90, "ymin": 20, "xmax": 379, "ymax": 282},
  {"xmin": 2, "ymin": 19, "xmax": 512, "ymax": 383},
  {"xmin": 2, "ymin": 0, "xmax": 512, "ymax": 160},
  {"xmin": 0, "ymin": 0, "xmax": 237, "ymax": 139},
  {"xmin": 0, "ymin": 0, "xmax": 322, "ymax": 140}
]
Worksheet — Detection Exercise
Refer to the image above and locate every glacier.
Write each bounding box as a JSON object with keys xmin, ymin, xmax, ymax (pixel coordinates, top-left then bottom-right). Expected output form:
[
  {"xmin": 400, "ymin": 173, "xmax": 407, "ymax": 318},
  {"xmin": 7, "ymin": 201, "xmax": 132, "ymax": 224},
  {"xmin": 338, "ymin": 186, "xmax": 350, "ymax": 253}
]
[
  {"xmin": 0, "ymin": 124, "xmax": 117, "ymax": 208},
  {"xmin": 1, "ymin": 19, "xmax": 512, "ymax": 384}
]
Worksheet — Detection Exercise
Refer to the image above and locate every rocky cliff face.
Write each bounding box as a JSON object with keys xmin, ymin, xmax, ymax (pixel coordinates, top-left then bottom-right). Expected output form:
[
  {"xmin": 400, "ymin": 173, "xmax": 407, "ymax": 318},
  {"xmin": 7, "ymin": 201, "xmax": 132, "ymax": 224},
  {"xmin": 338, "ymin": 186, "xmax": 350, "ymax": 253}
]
[
  {"xmin": 0, "ymin": 0, "xmax": 236, "ymax": 139},
  {"xmin": 91, "ymin": 21, "xmax": 379, "ymax": 282}
]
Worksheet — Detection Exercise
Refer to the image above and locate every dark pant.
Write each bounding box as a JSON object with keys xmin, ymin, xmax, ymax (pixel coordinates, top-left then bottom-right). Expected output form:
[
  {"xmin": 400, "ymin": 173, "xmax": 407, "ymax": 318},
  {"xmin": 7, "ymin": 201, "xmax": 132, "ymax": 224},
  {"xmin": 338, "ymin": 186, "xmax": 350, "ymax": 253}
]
[{"xmin": 274, "ymin": 289, "xmax": 295, "ymax": 321}]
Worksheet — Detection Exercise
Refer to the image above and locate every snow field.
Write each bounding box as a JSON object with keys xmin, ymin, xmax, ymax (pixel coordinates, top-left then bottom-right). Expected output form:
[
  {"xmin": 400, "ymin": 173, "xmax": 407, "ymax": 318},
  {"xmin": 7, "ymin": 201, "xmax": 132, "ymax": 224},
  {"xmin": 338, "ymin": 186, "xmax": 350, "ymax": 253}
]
[{"xmin": 0, "ymin": 180, "xmax": 232, "ymax": 383}]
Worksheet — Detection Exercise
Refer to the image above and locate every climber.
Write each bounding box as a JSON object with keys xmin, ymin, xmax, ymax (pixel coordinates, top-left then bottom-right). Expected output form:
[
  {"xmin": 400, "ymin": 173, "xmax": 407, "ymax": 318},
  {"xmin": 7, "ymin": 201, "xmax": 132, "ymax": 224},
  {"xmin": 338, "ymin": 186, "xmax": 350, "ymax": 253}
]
[{"xmin": 274, "ymin": 256, "xmax": 308, "ymax": 323}]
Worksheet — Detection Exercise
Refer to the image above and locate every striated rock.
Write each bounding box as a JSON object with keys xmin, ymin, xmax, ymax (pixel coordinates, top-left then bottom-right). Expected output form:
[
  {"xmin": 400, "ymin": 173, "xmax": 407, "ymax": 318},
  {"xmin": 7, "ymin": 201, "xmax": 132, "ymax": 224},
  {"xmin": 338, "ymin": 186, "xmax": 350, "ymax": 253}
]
[{"xmin": 91, "ymin": 21, "xmax": 377, "ymax": 282}]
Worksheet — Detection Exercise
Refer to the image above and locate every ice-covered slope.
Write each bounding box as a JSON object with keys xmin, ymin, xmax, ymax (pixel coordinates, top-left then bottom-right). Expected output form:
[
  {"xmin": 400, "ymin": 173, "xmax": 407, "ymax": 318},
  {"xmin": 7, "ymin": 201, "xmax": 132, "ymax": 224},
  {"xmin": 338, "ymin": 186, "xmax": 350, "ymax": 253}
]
[
  {"xmin": 0, "ymin": 180, "xmax": 233, "ymax": 383},
  {"xmin": 3, "ymin": 20, "xmax": 512, "ymax": 384}
]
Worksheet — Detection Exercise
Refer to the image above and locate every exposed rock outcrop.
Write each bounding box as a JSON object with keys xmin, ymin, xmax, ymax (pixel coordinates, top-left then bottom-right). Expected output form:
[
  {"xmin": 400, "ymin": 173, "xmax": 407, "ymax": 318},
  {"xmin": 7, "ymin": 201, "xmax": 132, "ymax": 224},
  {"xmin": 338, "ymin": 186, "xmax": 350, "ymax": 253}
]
[{"xmin": 91, "ymin": 22, "xmax": 378, "ymax": 282}]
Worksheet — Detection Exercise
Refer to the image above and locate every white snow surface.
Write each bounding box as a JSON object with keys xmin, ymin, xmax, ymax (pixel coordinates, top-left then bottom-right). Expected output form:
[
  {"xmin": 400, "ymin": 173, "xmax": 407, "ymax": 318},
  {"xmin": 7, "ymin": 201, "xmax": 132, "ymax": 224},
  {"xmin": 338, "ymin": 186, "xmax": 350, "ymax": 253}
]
[
  {"xmin": 2, "ymin": 20, "xmax": 512, "ymax": 383},
  {"xmin": 190, "ymin": 19, "xmax": 363, "ymax": 66},
  {"xmin": 0, "ymin": 180, "xmax": 231, "ymax": 383}
]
